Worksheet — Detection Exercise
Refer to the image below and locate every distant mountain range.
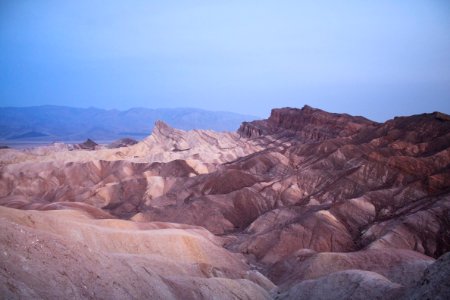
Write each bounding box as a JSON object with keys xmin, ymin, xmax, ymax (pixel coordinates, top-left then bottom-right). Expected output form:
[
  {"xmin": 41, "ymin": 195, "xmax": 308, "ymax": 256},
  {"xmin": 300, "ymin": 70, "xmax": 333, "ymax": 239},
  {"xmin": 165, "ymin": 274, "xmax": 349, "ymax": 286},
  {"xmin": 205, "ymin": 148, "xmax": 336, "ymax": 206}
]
[{"xmin": 0, "ymin": 105, "xmax": 258, "ymax": 141}]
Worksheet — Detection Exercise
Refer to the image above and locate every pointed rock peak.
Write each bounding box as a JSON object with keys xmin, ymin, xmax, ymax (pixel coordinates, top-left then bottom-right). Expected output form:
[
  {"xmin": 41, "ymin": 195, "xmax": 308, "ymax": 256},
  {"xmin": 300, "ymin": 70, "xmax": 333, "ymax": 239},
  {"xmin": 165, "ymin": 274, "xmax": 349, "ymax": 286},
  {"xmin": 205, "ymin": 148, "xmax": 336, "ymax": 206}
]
[
  {"xmin": 432, "ymin": 111, "xmax": 450, "ymax": 122},
  {"xmin": 154, "ymin": 120, "xmax": 171, "ymax": 130},
  {"xmin": 152, "ymin": 120, "xmax": 177, "ymax": 137},
  {"xmin": 77, "ymin": 138, "xmax": 98, "ymax": 150},
  {"xmin": 301, "ymin": 104, "xmax": 317, "ymax": 111},
  {"xmin": 83, "ymin": 138, "xmax": 97, "ymax": 146}
]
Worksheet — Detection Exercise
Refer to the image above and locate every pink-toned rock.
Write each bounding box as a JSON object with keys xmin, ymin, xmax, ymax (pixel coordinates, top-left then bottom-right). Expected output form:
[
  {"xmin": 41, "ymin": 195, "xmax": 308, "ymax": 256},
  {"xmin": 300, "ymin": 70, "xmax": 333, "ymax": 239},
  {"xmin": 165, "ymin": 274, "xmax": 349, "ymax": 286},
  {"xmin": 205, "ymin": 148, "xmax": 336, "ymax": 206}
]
[
  {"xmin": 0, "ymin": 206, "xmax": 274, "ymax": 299},
  {"xmin": 1, "ymin": 106, "xmax": 449, "ymax": 299}
]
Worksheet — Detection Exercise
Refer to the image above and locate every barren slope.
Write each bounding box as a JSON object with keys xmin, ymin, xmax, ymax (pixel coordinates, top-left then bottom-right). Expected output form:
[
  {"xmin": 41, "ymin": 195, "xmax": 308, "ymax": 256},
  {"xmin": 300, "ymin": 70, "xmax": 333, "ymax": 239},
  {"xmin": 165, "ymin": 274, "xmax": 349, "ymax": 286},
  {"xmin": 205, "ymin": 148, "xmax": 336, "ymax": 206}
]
[
  {"xmin": 0, "ymin": 206, "xmax": 273, "ymax": 299},
  {"xmin": 1, "ymin": 105, "xmax": 449, "ymax": 299}
]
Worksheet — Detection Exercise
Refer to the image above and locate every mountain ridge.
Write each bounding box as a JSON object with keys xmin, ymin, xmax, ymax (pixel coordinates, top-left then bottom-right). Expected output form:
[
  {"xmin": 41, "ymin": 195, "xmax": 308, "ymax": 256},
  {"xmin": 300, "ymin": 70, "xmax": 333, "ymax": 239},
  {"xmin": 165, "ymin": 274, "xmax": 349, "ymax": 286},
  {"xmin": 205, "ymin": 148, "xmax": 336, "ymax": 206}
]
[
  {"xmin": 0, "ymin": 105, "xmax": 258, "ymax": 141},
  {"xmin": 0, "ymin": 105, "xmax": 449, "ymax": 299}
]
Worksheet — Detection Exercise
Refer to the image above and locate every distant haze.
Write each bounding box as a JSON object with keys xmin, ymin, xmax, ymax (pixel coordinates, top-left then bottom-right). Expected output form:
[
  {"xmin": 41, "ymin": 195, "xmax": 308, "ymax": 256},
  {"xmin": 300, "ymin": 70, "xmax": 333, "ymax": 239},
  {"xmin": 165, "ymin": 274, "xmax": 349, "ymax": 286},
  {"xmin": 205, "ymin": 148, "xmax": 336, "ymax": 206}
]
[
  {"xmin": 0, "ymin": 106, "xmax": 257, "ymax": 142},
  {"xmin": 1, "ymin": 1, "xmax": 449, "ymax": 121}
]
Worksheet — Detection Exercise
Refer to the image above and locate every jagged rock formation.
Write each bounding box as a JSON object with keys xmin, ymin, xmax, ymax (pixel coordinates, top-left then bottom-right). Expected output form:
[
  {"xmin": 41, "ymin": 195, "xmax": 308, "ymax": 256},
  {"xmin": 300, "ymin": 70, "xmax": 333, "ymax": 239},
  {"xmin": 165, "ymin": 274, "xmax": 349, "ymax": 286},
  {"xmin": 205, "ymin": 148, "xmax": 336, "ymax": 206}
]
[
  {"xmin": 137, "ymin": 107, "xmax": 450, "ymax": 258},
  {"xmin": 0, "ymin": 120, "xmax": 262, "ymax": 167},
  {"xmin": 238, "ymin": 105, "xmax": 377, "ymax": 141},
  {"xmin": 1, "ymin": 105, "xmax": 449, "ymax": 299},
  {"xmin": 128, "ymin": 120, "xmax": 262, "ymax": 165},
  {"xmin": 0, "ymin": 121, "xmax": 263, "ymax": 219}
]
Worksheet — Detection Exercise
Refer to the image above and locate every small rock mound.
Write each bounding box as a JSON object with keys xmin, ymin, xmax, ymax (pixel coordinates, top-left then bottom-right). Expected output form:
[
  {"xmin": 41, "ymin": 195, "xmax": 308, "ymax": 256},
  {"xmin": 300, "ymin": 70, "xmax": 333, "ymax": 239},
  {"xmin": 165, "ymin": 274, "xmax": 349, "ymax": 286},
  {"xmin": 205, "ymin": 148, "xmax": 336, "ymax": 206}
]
[
  {"xmin": 107, "ymin": 137, "xmax": 138, "ymax": 149},
  {"xmin": 76, "ymin": 138, "xmax": 98, "ymax": 150},
  {"xmin": 276, "ymin": 270, "xmax": 403, "ymax": 300}
]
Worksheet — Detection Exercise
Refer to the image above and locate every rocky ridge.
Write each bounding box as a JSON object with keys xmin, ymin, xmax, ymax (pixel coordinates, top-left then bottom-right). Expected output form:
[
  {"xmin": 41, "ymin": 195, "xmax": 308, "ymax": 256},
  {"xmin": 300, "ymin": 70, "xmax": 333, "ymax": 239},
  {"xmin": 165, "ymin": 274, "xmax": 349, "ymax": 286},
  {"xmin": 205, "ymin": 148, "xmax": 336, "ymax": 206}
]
[{"xmin": 1, "ymin": 105, "xmax": 449, "ymax": 299}]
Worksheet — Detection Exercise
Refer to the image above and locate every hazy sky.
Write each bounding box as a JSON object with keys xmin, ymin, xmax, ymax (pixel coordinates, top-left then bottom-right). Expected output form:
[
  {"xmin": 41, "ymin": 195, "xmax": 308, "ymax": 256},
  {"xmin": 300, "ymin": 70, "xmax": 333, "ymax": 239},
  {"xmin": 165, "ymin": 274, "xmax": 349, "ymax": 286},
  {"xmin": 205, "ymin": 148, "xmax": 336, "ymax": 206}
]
[{"xmin": 1, "ymin": 0, "xmax": 449, "ymax": 120}]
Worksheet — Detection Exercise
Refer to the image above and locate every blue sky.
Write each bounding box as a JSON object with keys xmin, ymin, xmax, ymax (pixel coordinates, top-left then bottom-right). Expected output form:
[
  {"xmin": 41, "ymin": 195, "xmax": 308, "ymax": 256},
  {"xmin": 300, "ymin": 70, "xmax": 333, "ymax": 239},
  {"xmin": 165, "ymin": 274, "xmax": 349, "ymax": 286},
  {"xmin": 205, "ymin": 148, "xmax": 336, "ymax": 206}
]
[{"xmin": 1, "ymin": 0, "xmax": 449, "ymax": 121}]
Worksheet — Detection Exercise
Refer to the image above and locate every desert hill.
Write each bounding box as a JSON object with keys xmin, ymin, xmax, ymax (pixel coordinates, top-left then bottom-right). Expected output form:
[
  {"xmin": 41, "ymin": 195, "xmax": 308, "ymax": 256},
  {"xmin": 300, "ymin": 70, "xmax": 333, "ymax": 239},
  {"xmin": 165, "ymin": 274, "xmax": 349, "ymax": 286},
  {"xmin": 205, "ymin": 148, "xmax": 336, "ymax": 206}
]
[{"xmin": 1, "ymin": 105, "xmax": 449, "ymax": 299}]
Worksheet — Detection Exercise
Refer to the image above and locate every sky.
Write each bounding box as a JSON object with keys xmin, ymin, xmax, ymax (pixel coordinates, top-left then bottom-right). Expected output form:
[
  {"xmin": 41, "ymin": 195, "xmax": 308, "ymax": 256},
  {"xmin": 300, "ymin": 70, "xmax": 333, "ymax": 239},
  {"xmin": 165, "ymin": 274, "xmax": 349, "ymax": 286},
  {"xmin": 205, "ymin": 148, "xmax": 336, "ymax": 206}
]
[{"xmin": 0, "ymin": 0, "xmax": 449, "ymax": 121}]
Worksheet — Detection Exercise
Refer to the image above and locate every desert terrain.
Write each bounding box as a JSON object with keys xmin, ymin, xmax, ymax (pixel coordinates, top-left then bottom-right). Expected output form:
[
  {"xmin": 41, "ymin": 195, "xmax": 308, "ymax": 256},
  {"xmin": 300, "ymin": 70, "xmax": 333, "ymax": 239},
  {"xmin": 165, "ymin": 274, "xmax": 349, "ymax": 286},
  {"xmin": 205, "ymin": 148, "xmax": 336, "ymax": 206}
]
[{"xmin": 1, "ymin": 105, "xmax": 449, "ymax": 299}]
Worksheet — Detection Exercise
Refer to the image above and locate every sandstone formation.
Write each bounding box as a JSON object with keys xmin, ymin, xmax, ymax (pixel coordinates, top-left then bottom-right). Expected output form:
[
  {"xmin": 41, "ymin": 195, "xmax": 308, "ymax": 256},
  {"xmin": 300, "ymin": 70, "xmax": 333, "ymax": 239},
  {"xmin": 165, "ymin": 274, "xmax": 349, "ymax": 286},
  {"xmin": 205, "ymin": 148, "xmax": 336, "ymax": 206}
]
[{"xmin": 1, "ymin": 105, "xmax": 449, "ymax": 299}]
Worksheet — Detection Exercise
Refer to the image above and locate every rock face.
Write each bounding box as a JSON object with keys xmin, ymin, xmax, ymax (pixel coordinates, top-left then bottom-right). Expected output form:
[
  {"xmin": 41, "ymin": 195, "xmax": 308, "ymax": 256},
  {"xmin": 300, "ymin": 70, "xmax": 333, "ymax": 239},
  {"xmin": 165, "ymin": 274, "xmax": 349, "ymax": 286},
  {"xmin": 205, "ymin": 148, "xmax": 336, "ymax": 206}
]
[
  {"xmin": 238, "ymin": 105, "xmax": 377, "ymax": 141},
  {"xmin": 0, "ymin": 105, "xmax": 449, "ymax": 299}
]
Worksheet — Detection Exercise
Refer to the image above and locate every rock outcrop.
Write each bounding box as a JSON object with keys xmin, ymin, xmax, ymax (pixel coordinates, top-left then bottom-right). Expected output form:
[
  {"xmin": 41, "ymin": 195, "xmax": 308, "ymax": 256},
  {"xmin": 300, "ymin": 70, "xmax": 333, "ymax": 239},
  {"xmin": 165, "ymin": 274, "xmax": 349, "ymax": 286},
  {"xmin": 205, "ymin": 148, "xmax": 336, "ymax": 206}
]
[{"xmin": 238, "ymin": 105, "xmax": 377, "ymax": 141}]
